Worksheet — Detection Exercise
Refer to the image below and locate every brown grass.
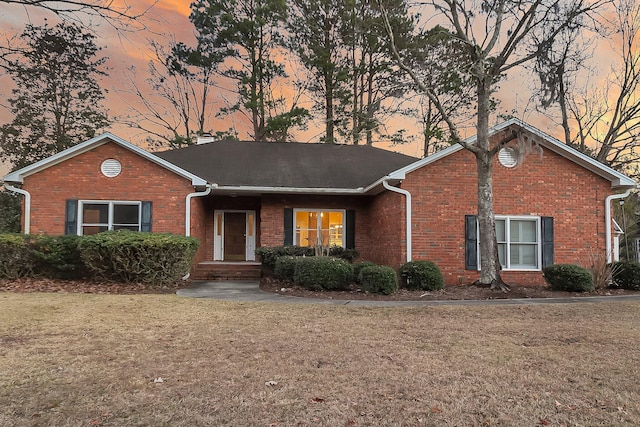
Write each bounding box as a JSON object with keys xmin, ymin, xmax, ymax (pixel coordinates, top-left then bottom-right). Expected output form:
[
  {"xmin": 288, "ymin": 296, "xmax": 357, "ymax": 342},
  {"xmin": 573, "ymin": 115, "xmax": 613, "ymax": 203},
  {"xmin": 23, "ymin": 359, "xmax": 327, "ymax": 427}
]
[{"xmin": 1, "ymin": 293, "xmax": 639, "ymax": 426}]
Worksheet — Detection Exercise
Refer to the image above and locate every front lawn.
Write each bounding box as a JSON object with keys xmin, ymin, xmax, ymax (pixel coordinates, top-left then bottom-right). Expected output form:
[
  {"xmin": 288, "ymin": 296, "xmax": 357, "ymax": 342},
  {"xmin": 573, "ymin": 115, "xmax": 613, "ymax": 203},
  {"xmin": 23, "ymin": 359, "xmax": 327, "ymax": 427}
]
[{"xmin": 1, "ymin": 293, "xmax": 639, "ymax": 426}]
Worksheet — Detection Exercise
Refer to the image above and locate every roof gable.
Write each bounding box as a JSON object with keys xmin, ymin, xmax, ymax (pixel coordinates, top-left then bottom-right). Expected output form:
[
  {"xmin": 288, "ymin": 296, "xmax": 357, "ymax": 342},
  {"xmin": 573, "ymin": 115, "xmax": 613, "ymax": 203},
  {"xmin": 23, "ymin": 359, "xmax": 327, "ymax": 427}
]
[
  {"xmin": 390, "ymin": 119, "xmax": 636, "ymax": 189},
  {"xmin": 2, "ymin": 133, "xmax": 208, "ymax": 186}
]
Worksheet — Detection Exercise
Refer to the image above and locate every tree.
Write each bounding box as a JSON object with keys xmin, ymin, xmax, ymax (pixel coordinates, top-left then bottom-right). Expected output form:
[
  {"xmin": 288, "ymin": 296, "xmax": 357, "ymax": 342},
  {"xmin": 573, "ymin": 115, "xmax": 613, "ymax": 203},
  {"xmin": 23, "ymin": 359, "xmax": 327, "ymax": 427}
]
[
  {"xmin": 341, "ymin": 0, "xmax": 416, "ymax": 145},
  {"xmin": 537, "ymin": 0, "xmax": 640, "ymax": 178},
  {"xmin": 381, "ymin": 0, "xmax": 605, "ymax": 290},
  {"xmin": 287, "ymin": 0, "xmax": 350, "ymax": 144},
  {"xmin": 0, "ymin": 187, "xmax": 21, "ymax": 233},
  {"xmin": 186, "ymin": 0, "xmax": 309, "ymax": 142},
  {"xmin": 120, "ymin": 37, "xmax": 224, "ymax": 148},
  {"xmin": 0, "ymin": 22, "xmax": 110, "ymax": 169}
]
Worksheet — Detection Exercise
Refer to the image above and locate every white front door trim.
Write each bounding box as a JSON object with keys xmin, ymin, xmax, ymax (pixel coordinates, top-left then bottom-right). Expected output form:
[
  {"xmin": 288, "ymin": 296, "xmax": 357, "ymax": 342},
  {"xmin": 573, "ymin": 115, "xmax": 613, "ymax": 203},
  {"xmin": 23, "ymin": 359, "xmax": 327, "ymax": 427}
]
[{"xmin": 213, "ymin": 210, "xmax": 256, "ymax": 261}]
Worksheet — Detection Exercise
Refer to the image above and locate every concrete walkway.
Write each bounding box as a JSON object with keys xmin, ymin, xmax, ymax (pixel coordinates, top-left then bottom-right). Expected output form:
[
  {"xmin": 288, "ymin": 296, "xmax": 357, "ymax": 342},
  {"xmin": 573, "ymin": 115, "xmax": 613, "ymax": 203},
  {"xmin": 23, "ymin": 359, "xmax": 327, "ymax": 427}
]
[{"xmin": 176, "ymin": 281, "xmax": 640, "ymax": 307}]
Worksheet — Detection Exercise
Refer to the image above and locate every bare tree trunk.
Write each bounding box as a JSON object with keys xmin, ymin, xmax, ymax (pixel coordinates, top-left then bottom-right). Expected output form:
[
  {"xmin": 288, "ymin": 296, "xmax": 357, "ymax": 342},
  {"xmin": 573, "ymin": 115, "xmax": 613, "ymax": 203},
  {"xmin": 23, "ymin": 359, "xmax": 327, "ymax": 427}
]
[{"xmin": 475, "ymin": 78, "xmax": 509, "ymax": 291}]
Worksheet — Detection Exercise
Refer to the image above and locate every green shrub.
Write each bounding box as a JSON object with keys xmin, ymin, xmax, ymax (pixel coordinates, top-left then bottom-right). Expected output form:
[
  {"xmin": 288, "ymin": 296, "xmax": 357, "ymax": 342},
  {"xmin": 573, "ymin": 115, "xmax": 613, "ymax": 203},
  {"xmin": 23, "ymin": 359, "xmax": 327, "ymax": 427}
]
[
  {"xmin": 353, "ymin": 261, "xmax": 377, "ymax": 283},
  {"xmin": 399, "ymin": 261, "xmax": 444, "ymax": 291},
  {"xmin": 0, "ymin": 234, "xmax": 33, "ymax": 279},
  {"xmin": 359, "ymin": 265, "xmax": 398, "ymax": 295},
  {"xmin": 294, "ymin": 257, "xmax": 353, "ymax": 291},
  {"xmin": 255, "ymin": 246, "xmax": 313, "ymax": 268},
  {"xmin": 78, "ymin": 231, "xmax": 199, "ymax": 285},
  {"xmin": 543, "ymin": 264, "xmax": 594, "ymax": 292},
  {"xmin": 611, "ymin": 261, "xmax": 640, "ymax": 290},
  {"xmin": 274, "ymin": 256, "xmax": 299, "ymax": 281},
  {"xmin": 28, "ymin": 234, "xmax": 85, "ymax": 279},
  {"xmin": 256, "ymin": 245, "xmax": 358, "ymax": 268},
  {"xmin": 327, "ymin": 246, "xmax": 359, "ymax": 262}
]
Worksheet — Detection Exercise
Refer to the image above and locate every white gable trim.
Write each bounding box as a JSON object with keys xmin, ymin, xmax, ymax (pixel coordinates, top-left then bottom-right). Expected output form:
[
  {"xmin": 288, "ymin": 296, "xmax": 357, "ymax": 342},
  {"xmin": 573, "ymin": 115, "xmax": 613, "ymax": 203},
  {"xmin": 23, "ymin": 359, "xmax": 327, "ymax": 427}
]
[
  {"xmin": 389, "ymin": 119, "xmax": 635, "ymax": 189},
  {"xmin": 2, "ymin": 133, "xmax": 208, "ymax": 187}
]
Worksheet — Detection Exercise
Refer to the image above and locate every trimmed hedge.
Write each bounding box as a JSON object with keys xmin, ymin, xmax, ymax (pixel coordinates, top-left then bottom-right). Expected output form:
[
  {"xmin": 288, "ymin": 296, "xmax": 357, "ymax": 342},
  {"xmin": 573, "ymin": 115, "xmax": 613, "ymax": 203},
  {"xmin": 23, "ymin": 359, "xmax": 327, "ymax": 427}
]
[
  {"xmin": 294, "ymin": 257, "xmax": 353, "ymax": 291},
  {"xmin": 611, "ymin": 261, "xmax": 640, "ymax": 290},
  {"xmin": 78, "ymin": 231, "xmax": 199, "ymax": 284},
  {"xmin": 543, "ymin": 264, "xmax": 594, "ymax": 292},
  {"xmin": 256, "ymin": 245, "xmax": 359, "ymax": 269},
  {"xmin": 359, "ymin": 265, "xmax": 398, "ymax": 295},
  {"xmin": 274, "ymin": 256, "xmax": 298, "ymax": 281},
  {"xmin": 399, "ymin": 260, "xmax": 444, "ymax": 291},
  {"xmin": 353, "ymin": 261, "xmax": 377, "ymax": 283},
  {"xmin": 29, "ymin": 234, "xmax": 85, "ymax": 279},
  {"xmin": 0, "ymin": 234, "xmax": 33, "ymax": 279}
]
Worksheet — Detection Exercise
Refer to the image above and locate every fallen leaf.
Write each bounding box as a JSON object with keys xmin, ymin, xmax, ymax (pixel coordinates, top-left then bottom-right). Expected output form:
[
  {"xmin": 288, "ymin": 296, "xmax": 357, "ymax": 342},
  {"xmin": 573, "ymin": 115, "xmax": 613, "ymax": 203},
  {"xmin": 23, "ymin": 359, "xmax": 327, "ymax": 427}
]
[
  {"xmin": 430, "ymin": 407, "xmax": 442, "ymax": 413},
  {"xmin": 538, "ymin": 419, "xmax": 550, "ymax": 425},
  {"xmin": 265, "ymin": 380, "xmax": 278, "ymax": 387},
  {"xmin": 312, "ymin": 397, "xmax": 325, "ymax": 403}
]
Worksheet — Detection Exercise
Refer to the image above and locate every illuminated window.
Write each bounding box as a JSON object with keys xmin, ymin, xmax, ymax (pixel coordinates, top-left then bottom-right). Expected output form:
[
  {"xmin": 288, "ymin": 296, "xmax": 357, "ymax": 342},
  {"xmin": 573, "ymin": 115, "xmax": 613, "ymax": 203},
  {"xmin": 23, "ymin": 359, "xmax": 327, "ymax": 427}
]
[
  {"xmin": 294, "ymin": 210, "xmax": 344, "ymax": 247},
  {"xmin": 79, "ymin": 201, "xmax": 141, "ymax": 235}
]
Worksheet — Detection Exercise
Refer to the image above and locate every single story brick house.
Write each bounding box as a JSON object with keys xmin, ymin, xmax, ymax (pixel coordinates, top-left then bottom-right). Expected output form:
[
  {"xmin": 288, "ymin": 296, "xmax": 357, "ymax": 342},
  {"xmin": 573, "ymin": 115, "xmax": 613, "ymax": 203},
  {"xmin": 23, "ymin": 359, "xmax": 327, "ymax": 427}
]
[{"xmin": 3, "ymin": 118, "xmax": 635, "ymax": 285}]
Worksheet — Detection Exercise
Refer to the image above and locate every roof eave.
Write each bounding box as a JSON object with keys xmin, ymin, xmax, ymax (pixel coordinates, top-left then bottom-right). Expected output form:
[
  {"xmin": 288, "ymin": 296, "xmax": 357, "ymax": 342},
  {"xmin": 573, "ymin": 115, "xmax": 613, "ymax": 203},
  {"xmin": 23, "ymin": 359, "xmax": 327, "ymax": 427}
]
[{"xmin": 211, "ymin": 185, "xmax": 366, "ymax": 195}]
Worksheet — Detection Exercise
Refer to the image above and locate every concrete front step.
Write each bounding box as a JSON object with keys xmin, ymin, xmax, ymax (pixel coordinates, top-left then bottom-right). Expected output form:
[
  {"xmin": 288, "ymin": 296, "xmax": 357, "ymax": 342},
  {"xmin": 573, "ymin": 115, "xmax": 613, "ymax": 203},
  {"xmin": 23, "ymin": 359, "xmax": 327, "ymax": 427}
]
[{"xmin": 191, "ymin": 261, "xmax": 262, "ymax": 281}]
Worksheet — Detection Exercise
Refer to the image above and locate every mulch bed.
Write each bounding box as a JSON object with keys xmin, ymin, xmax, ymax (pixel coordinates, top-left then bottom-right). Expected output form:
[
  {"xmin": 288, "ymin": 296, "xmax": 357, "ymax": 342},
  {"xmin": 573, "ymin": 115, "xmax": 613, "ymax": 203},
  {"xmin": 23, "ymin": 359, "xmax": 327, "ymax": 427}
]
[
  {"xmin": 259, "ymin": 276, "xmax": 640, "ymax": 301},
  {"xmin": 2, "ymin": 277, "xmax": 639, "ymax": 301},
  {"xmin": 0, "ymin": 278, "xmax": 182, "ymax": 294}
]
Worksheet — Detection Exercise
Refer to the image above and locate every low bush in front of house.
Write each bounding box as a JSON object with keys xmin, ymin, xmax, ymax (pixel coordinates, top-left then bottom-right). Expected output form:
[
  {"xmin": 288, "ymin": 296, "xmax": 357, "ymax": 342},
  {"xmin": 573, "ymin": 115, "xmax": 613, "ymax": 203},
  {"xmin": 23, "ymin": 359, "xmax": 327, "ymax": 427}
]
[
  {"xmin": 294, "ymin": 256, "xmax": 353, "ymax": 291},
  {"xmin": 353, "ymin": 261, "xmax": 377, "ymax": 283},
  {"xmin": 0, "ymin": 234, "xmax": 85, "ymax": 279},
  {"xmin": 256, "ymin": 245, "xmax": 359, "ymax": 269},
  {"xmin": 28, "ymin": 234, "xmax": 86, "ymax": 279},
  {"xmin": 78, "ymin": 231, "xmax": 199, "ymax": 285},
  {"xmin": 399, "ymin": 260, "xmax": 444, "ymax": 291},
  {"xmin": 611, "ymin": 261, "xmax": 640, "ymax": 290},
  {"xmin": 256, "ymin": 246, "xmax": 314, "ymax": 269},
  {"xmin": 359, "ymin": 265, "xmax": 398, "ymax": 295},
  {"xmin": 274, "ymin": 256, "xmax": 299, "ymax": 281},
  {"xmin": 543, "ymin": 264, "xmax": 594, "ymax": 292},
  {"xmin": 0, "ymin": 233, "xmax": 34, "ymax": 279}
]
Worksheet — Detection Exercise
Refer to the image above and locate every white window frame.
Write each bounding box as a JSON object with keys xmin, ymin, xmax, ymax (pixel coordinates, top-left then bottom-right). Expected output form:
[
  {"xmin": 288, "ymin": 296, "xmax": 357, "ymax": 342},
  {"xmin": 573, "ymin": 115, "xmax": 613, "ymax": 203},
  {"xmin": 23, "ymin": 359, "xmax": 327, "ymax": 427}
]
[
  {"xmin": 293, "ymin": 208, "xmax": 346, "ymax": 247},
  {"xmin": 478, "ymin": 215, "xmax": 542, "ymax": 271},
  {"xmin": 78, "ymin": 200, "xmax": 142, "ymax": 235}
]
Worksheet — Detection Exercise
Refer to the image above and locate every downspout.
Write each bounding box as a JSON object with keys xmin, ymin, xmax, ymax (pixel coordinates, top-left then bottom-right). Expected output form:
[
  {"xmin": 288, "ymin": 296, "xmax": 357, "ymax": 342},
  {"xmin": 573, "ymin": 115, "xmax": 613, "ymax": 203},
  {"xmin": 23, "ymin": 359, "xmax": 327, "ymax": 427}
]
[
  {"xmin": 605, "ymin": 189, "xmax": 632, "ymax": 263},
  {"xmin": 382, "ymin": 179, "xmax": 412, "ymax": 263},
  {"xmin": 4, "ymin": 184, "xmax": 30, "ymax": 235},
  {"xmin": 185, "ymin": 185, "xmax": 213, "ymax": 237}
]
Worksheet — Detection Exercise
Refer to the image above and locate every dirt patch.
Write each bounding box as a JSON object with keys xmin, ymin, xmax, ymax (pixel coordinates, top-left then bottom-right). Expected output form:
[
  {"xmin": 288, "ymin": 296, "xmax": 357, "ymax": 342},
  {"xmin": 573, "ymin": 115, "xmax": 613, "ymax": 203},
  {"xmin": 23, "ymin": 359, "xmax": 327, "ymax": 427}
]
[{"xmin": 259, "ymin": 276, "xmax": 640, "ymax": 301}]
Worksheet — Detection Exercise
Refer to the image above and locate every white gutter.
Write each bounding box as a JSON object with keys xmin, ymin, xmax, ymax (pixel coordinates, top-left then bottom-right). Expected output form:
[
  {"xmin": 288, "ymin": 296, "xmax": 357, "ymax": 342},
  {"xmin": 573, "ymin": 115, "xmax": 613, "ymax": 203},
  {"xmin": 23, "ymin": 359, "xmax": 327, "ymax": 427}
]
[
  {"xmin": 605, "ymin": 189, "xmax": 632, "ymax": 263},
  {"xmin": 382, "ymin": 180, "xmax": 412, "ymax": 263},
  {"xmin": 212, "ymin": 185, "xmax": 364, "ymax": 195},
  {"xmin": 185, "ymin": 185, "xmax": 213, "ymax": 236},
  {"xmin": 4, "ymin": 184, "xmax": 30, "ymax": 234}
]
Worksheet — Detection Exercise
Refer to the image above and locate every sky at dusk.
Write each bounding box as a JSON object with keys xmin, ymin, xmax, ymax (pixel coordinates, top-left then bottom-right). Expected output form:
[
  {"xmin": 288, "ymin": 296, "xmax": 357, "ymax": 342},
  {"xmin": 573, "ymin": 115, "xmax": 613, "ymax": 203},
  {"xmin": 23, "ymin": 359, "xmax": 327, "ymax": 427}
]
[{"xmin": 0, "ymin": 0, "xmax": 618, "ymax": 177}]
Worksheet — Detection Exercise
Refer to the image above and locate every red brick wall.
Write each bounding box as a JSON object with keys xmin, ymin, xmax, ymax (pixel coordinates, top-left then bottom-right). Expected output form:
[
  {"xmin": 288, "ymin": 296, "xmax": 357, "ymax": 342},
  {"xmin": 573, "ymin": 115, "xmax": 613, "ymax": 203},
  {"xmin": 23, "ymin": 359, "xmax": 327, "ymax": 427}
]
[
  {"xmin": 367, "ymin": 191, "xmax": 405, "ymax": 267},
  {"xmin": 396, "ymin": 147, "xmax": 612, "ymax": 286},
  {"xmin": 21, "ymin": 141, "xmax": 206, "ymax": 260}
]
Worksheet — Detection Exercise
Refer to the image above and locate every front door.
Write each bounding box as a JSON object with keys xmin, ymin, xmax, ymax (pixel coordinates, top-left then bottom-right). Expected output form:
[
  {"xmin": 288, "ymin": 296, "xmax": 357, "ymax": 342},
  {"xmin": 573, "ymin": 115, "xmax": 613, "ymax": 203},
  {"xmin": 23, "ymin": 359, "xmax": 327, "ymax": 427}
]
[
  {"xmin": 213, "ymin": 210, "xmax": 257, "ymax": 261},
  {"xmin": 224, "ymin": 212, "xmax": 246, "ymax": 261}
]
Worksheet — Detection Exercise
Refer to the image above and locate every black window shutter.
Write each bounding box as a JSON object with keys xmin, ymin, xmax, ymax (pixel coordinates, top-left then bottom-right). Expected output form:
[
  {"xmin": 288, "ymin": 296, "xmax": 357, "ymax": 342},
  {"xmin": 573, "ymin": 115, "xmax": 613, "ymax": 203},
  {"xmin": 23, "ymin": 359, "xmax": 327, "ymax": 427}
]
[
  {"xmin": 465, "ymin": 215, "xmax": 478, "ymax": 270},
  {"xmin": 541, "ymin": 216, "xmax": 554, "ymax": 268},
  {"xmin": 283, "ymin": 208, "xmax": 293, "ymax": 245},
  {"xmin": 345, "ymin": 209, "xmax": 356, "ymax": 249},
  {"xmin": 141, "ymin": 201, "xmax": 153, "ymax": 232},
  {"xmin": 65, "ymin": 199, "xmax": 78, "ymax": 235}
]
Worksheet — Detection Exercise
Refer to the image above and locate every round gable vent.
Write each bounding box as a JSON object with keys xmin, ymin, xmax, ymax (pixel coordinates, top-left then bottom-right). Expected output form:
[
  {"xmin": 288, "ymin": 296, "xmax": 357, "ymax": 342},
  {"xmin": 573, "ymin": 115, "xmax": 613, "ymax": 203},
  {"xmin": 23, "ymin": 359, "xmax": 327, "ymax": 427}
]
[
  {"xmin": 101, "ymin": 159, "xmax": 122, "ymax": 177},
  {"xmin": 498, "ymin": 147, "xmax": 518, "ymax": 168}
]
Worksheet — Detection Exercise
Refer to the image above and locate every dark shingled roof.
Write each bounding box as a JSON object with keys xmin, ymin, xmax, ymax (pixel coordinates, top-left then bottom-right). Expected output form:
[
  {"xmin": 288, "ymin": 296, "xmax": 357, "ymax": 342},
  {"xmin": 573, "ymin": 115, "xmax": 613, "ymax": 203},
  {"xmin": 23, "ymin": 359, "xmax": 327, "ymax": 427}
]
[{"xmin": 155, "ymin": 141, "xmax": 419, "ymax": 189}]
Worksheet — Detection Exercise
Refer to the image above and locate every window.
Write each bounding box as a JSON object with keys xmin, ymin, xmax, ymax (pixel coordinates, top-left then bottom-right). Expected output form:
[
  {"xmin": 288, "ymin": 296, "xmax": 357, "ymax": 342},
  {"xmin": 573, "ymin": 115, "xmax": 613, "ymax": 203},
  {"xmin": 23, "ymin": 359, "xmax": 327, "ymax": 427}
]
[
  {"xmin": 495, "ymin": 217, "xmax": 540, "ymax": 269},
  {"xmin": 79, "ymin": 201, "xmax": 141, "ymax": 235},
  {"xmin": 294, "ymin": 209, "xmax": 344, "ymax": 247}
]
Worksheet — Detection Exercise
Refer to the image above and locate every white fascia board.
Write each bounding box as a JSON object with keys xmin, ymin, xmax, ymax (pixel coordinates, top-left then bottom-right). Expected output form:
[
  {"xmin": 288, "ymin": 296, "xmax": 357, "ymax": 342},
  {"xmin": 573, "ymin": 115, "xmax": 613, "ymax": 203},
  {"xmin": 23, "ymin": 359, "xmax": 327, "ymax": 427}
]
[
  {"xmin": 212, "ymin": 185, "xmax": 365, "ymax": 195},
  {"xmin": 2, "ymin": 132, "xmax": 208, "ymax": 187},
  {"xmin": 386, "ymin": 143, "xmax": 465, "ymax": 178}
]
